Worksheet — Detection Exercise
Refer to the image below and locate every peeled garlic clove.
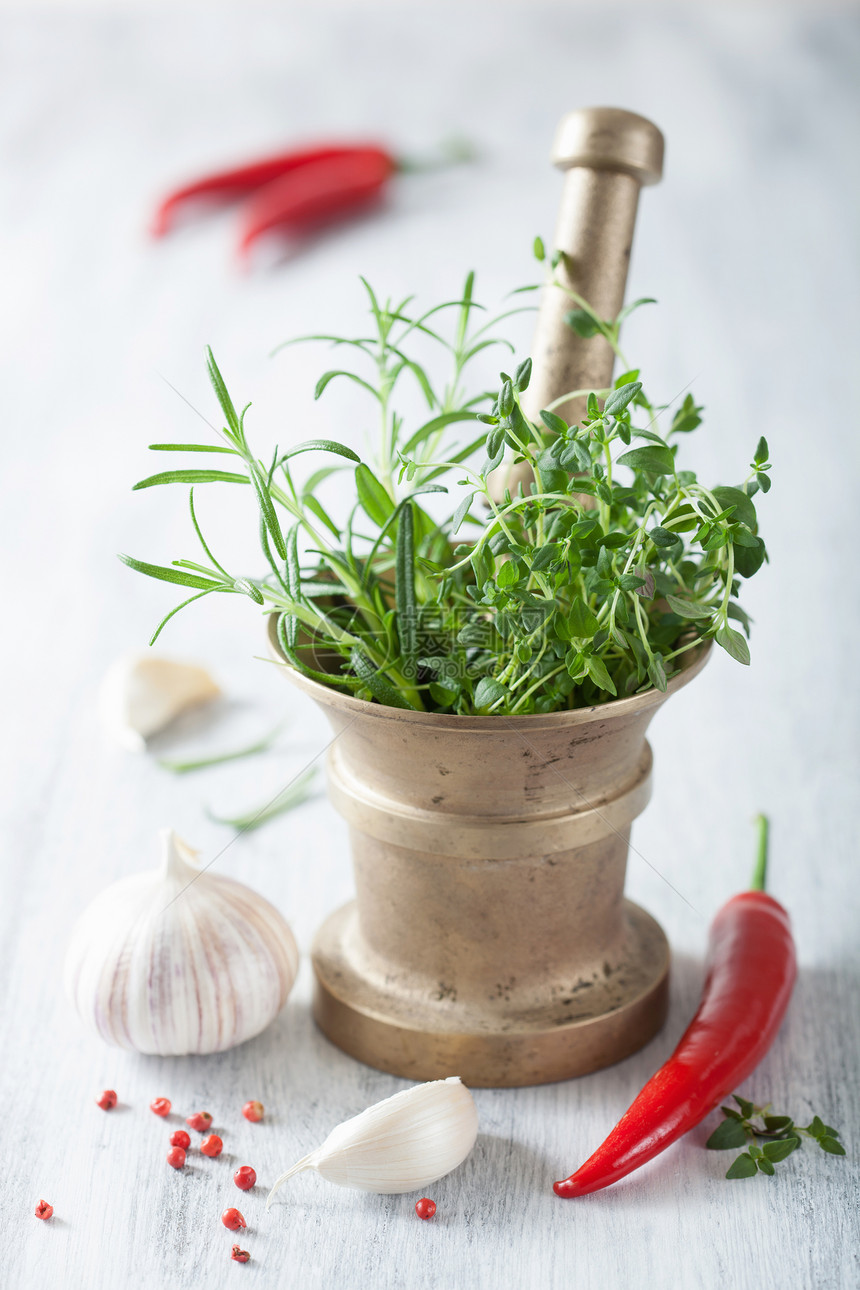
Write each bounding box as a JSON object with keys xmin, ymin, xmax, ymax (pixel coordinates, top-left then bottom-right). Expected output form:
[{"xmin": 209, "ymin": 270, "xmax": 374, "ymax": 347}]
[
  {"xmin": 64, "ymin": 830, "xmax": 298, "ymax": 1055},
  {"xmin": 99, "ymin": 654, "xmax": 221, "ymax": 750},
  {"xmin": 267, "ymin": 1077, "xmax": 478, "ymax": 1202}
]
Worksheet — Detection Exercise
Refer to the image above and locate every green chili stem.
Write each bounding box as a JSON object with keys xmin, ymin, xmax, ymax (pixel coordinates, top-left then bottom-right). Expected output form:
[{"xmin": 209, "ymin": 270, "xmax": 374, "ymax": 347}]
[{"xmin": 750, "ymin": 814, "xmax": 770, "ymax": 891}]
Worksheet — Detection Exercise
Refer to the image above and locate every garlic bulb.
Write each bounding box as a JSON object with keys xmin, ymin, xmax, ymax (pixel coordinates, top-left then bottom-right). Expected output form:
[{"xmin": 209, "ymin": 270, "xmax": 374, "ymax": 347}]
[
  {"xmin": 64, "ymin": 830, "xmax": 298, "ymax": 1055},
  {"xmin": 99, "ymin": 654, "xmax": 221, "ymax": 750},
  {"xmin": 267, "ymin": 1077, "xmax": 478, "ymax": 1202}
]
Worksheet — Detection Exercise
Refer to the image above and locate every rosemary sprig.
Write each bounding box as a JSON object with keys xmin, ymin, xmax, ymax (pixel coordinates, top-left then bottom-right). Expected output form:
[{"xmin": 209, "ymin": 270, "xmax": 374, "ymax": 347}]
[
  {"xmin": 208, "ymin": 767, "xmax": 318, "ymax": 832},
  {"xmin": 157, "ymin": 725, "xmax": 284, "ymax": 774}
]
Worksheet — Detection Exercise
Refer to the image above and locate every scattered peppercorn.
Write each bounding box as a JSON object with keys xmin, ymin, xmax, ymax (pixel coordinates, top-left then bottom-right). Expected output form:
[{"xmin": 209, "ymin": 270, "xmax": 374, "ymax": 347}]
[
  {"xmin": 242, "ymin": 1101, "xmax": 264, "ymax": 1123},
  {"xmin": 201, "ymin": 1134, "xmax": 223, "ymax": 1158},
  {"xmin": 231, "ymin": 1245, "xmax": 251, "ymax": 1264},
  {"xmin": 150, "ymin": 1098, "xmax": 171, "ymax": 1117},
  {"xmin": 186, "ymin": 1111, "xmax": 213, "ymax": 1132},
  {"xmin": 233, "ymin": 1166, "xmax": 256, "ymax": 1191},
  {"xmin": 35, "ymin": 1200, "xmax": 54, "ymax": 1221},
  {"xmin": 170, "ymin": 1130, "xmax": 191, "ymax": 1150},
  {"xmin": 415, "ymin": 1198, "xmax": 437, "ymax": 1220},
  {"xmin": 96, "ymin": 1089, "xmax": 117, "ymax": 1110},
  {"xmin": 166, "ymin": 1147, "xmax": 187, "ymax": 1170},
  {"xmin": 221, "ymin": 1207, "xmax": 247, "ymax": 1231}
]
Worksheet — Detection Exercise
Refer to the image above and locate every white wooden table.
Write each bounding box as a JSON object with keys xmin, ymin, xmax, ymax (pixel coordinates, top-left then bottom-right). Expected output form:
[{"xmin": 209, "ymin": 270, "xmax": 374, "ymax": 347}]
[{"xmin": 2, "ymin": 5, "xmax": 858, "ymax": 1288}]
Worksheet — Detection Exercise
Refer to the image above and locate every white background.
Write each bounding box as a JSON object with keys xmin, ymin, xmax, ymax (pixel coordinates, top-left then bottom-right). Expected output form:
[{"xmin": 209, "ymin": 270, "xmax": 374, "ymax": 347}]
[{"xmin": 1, "ymin": 4, "xmax": 858, "ymax": 1289}]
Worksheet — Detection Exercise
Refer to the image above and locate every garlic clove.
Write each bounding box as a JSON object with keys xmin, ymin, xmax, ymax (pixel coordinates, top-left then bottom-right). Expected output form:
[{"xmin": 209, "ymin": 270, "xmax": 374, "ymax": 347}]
[
  {"xmin": 64, "ymin": 829, "xmax": 299, "ymax": 1055},
  {"xmin": 98, "ymin": 654, "xmax": 221, "ymax": 750},
  {"xmin": 267, "ymin": 1077, "xmax": 478, "ymax": 1202}
]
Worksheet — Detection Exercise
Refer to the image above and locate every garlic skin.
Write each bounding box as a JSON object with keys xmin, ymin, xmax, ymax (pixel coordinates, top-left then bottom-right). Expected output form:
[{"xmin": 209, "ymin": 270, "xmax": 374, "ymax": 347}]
[
  {"xmin": 64, "ymin": 830, "xmax": 298, "ymax": 1055},
  {"xmin": 99, "ymin": 654, "xmax": 221, "ymax": 750},
  {"xmin": 267, "ymin": 1077, "xmax": 478, "ymax": 1202}
]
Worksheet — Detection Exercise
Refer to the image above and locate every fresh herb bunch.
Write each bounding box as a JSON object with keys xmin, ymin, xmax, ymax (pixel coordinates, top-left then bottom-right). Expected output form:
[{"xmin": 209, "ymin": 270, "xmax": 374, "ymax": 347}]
[
  {"xmin": 121, "ymin": 262, "xmax": 772, "ymax": 715},
  {"xmin": 707, "ymin": 1095, "xmax": 845, "ymax": 1180}
]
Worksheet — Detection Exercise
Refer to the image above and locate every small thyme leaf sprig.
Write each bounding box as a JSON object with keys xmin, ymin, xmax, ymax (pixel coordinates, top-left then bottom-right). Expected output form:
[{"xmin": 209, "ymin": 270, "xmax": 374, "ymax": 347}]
[
  {"xmin": 121, "ymin": 246, "xmax": 773, "ymax": 715},
  {"xmin": 706, "ymin": 1095, "xmax": 846, "ymax": 1179}
]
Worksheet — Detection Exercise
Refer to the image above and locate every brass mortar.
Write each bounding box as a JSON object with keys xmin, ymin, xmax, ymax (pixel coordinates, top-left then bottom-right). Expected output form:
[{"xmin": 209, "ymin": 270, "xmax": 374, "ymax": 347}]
[{"xmin": 271, "ymin": 619, "xmax": 708, "ymax": 1086}]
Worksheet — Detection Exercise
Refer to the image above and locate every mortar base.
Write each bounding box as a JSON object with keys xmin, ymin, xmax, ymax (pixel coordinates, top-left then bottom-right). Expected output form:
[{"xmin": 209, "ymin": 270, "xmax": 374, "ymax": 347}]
[{"xmin": 311, "ymin": 899, "xmax": 669, "ymax": 1087}]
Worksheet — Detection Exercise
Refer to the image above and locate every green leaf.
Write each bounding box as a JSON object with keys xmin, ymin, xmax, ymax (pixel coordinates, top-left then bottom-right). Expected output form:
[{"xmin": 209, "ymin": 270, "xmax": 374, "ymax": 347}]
[
  {"xmin": 647, "ymin": 653, "xmax": 668, "ymax": 692},
  {"xmin": 819, "ymin": 1136, "xmax": 846, "ymax": 1156},
  {"xmin": 451, "ymin": 491, "xmax": 475, "ymax": 535},
  {"xmin": 565, "ymin": 309, "xmax": 601, "ymax": 338},
  {"xmin": 617, "ymin": 445, "xmax": 676, "ymax": 475},
  {"xmin": 756, "ymin": 1157, "xmax": 776, "ymax": 1176},
  {"xmin": 205, "ymin": 346, "xmax": 241, "ymax": 436},
  {"xmin": 118, "ymin": 554, "xmax": 223, "ymax": 591},
  {"xmin": 208, "ymin": 767, "xmax": 317, "ymax": 833},
  {"xmin": 807, "ymin": 1116, "xmax": 826, "ymax": 1139},
  {"xmin": 569, "ymin": 597, "xmax": 600, "ymax": 638},
  {"xmin": 355, "ymin": 464, "xmax": 395, "ymax": 527},
  {"xmin": 540, "ymin": 409, "xmax": 568, "ymax": 435},
  {"xmin": 614, "ymin": 368, "xmax": 641, "ymax": 387},
  {"xmin": 716, "ymin": 623, "xmax": 751, "ymax": 665},
  {"xmin": 350, "ymin": 649, "xmax": 418, "ymax": 709},
  {"xmin": 733, "ymin": 1095, "xmax": 756, "ymax": 1119},
  {"xmin": 754, "ymin": 436, "xmax": 769, "ymax": 465},
  {"xmin": 248, "ymin": 459, "xmax": 287, "ymax": 560},
  {"xmin": 763, "ymin": 1116, "xmax": 794, "ymax": 1134},
  {"xmin": 671, "ymin": 394, "xmax": 703, "ymax": 435},
  {"xmin": 531, "ymin": 544, "xmax": 560, "ymax": 571},
  {"xmin": 401, "ymin": 411, "xmax": 480, "ymax": 456},
  {"xmin": 515, "ymin": 358, "xmax": 532, "ymax": 392},
  {"xmin": 711, "ymin": 486, "xmax": 757, "ymax": 530},
  {"xmin": 279, "ymin": 438, "xmax": 361, "ymax": 463},
  {"xmin": 604, "ymin": 382, "xmax": 642, "ymax": 417},
  {"xmin": 314, "ymin": 369, "xmax": 381, "ymax": 402},
  {"xmin": 615, "ymin": 298, "xmax": 657, "ymax": 325},
  {"xmin": 586, "ymin": 656, "xmax": 617, "ymax": 696},
  {"xmin": 533, "ymin": 235, "xmax": 545, "ymax": 262},
  {"xmin": 762, "ymin": 1137, "xmax": 800, "ymax": 1163},
  {"xmin": 305, "ymin": 494, "xmax": 341, "ymax": 538},
  {"xmin": 726, "ymin": 1153, "xmax": 758, "ymax": 1180},
  {"xmin": 665, "ymin": 594, "xmax": 714, "ymax": 621},
  {"xmin": 497, "ymin": 560, "xmax": 520, "ymax": 589},
  {"xmin": 395, "ymin": 503, "xmax": 418, "ymax": 677},
  {"xmin": 133, "ymin": 470, "xmax": 250, "ymax": 490},
  {"xmin": 158, "ymin": 725, "xmax": 283, "ymax": 774},
  {"xmin": 733, "ymin": 537, "xmax": 766, "ymax": 579},
  {"xmin": 706, "ymin": 1118, "xmax": 749, "ymax": 1150},
  {"xmin": 148, "ymin": 442, "xmax": 239, "ymax": 455},
  {"xmin": 474, "ymin": 677, "xmax": 507, "ymax": 709},
  {"xmin": 233, "ymin": 577, "xmax": 264, "ymax": 604},
  {"xmin": 649, "ymin": 526, "xmax": 679, "ymax": 548}
]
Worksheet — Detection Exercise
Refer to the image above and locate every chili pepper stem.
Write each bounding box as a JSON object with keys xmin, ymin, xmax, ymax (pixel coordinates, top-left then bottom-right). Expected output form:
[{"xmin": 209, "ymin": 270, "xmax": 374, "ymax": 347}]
[
  {"xmin": 750, "ymin": 814, "xmax": 769, "ymax": 892},
  {"xmin": 396, "ymin": 137, "xmax": 478, "ymax": 174}
]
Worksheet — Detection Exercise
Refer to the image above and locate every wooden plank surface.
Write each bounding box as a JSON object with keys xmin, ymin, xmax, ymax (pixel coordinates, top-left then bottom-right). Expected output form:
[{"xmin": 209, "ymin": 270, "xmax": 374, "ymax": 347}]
[{"xmin": 1, "ymin": 5, "xmax": 858, "ymax": 1288}]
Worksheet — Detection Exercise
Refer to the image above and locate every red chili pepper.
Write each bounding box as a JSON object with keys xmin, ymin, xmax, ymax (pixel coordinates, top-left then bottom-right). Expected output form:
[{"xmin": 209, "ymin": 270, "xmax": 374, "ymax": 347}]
[
  {"xmin": 554, "ymin": 816, "xmax": 796, "ymax": 1198},
  {"xmin": 236, "ymin": 148, "xmax": 395, "ymax": 258},
  {"xmin": 152, "ymin": 143, "xmax": 390, "ymax": 237}
]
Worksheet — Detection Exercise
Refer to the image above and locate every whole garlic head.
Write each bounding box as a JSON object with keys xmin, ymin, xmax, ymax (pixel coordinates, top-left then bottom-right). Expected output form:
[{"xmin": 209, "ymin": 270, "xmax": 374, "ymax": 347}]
[
  {"xmin": 267, "ymin": 1077, "xmax": 479, "ymax": 1201},
  {"xmin": 64, "ymin": 830, "xmax": 298, "ymax": 1055},
  {"xmin": 99, "ymin": 654, "xmax": 221, "ymax": 751}
]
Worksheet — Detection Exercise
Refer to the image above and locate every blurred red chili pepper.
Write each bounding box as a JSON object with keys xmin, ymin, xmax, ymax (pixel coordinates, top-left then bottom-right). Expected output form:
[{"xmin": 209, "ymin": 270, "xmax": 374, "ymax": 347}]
[
  {"xmin": 554, "ymin": 816, "xmax": 796, "ymax": 1198},
  {"xmin": 152, "ymin": 142, "xmax": 395, "ymax": 237},
  {"xmin": 236, "ymin": 148, "xmax": 395, "ymax": 258}
]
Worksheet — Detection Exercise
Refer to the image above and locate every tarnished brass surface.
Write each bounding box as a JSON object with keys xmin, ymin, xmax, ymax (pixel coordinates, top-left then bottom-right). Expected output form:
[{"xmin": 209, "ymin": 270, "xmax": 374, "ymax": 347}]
[
  {"xmin": 270, "ymin": 616, "xmax": 708, "ymax": 1085},
  {"xmin": 495, "ymin": 106, "xmax": 664, "ymax": 500}
]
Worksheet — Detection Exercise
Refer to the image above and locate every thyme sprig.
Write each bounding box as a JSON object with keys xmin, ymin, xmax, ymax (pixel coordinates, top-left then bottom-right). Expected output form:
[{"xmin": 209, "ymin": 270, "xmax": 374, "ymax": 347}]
[
  {"xmin": 707, "ymin": 1095, "xmax": 846, "ymax": 1179},
  {"xmin": 121, "ymin": 256, "xmax": 772, "ymax": 715}
]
